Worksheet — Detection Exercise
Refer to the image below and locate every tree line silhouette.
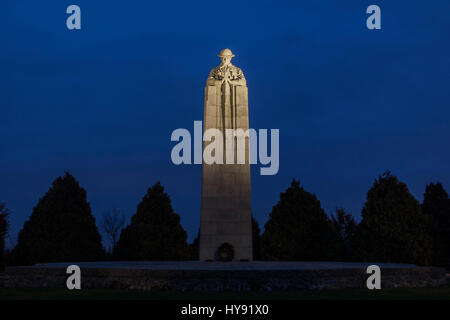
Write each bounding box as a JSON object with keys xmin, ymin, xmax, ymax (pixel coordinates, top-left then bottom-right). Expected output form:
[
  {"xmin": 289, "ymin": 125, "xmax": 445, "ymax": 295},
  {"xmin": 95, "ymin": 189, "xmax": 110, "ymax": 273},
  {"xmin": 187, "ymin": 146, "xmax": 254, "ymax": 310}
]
[{"xmin": 1, "ymin": 171, "xmax": 449, "ymax": 270}]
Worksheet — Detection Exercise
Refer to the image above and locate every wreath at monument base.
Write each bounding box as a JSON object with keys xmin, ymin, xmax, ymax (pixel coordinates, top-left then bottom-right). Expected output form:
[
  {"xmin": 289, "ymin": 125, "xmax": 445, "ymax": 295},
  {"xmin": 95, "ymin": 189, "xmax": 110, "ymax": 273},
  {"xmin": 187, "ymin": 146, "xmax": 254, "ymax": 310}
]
[{"xmin": 217, "ymin": 243, "xmax": 234, "ymax": 262}]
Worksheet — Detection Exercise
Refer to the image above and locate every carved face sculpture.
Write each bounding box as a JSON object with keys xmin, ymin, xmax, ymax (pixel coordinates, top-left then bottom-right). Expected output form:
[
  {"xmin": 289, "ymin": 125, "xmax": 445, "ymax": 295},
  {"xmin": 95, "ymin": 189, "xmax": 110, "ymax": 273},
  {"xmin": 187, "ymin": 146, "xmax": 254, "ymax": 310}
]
[
  {"xmin": 218, "ymin": 49, "xmax": 235, "ymax": 67},
  {"xmin": 220, "ymin": 56, "xmax": 232, "ymax": 66}
]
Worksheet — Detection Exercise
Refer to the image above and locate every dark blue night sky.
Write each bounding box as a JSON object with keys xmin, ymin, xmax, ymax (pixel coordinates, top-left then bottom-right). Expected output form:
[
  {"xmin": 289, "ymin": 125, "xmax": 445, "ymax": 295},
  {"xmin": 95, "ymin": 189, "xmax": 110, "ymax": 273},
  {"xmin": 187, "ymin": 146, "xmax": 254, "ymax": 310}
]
[{"xmin": 1, "ymin": 1, "xmax": 450, "ymax": 247}]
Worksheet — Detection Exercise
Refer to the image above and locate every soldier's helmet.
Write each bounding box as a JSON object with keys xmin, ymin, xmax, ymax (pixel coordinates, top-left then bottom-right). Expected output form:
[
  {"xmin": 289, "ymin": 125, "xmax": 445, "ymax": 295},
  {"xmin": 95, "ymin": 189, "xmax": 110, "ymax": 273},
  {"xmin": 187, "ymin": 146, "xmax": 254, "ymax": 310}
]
[{"xmin": 218, "ymin": 48, "xmax": 235, "ymax": 58}]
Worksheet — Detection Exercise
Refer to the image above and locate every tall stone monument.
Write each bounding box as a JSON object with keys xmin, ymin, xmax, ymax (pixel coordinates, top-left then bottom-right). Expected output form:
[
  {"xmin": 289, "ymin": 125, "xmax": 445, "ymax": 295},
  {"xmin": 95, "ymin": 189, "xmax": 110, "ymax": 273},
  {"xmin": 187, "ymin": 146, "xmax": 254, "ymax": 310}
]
[{"xmin": 199, "ymin": 49, "xmax": 253, "ymax": 261}]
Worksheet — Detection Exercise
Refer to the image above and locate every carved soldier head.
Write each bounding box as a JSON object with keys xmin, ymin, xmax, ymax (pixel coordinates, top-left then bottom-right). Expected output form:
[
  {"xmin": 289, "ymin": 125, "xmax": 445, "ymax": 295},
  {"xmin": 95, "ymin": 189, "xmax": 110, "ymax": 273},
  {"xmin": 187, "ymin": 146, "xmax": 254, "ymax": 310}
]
[{"xmin": 218, "ymin": 48, "xmax": 235, "ymax": 66}]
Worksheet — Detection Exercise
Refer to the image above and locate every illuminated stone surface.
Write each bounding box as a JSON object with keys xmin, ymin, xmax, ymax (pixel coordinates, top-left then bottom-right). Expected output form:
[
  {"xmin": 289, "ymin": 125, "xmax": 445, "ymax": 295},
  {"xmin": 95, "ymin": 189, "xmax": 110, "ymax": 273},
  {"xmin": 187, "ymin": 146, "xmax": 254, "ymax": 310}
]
[{"xmin": 200, "ymin": 49, "xmax": 253, "ymax": 261}]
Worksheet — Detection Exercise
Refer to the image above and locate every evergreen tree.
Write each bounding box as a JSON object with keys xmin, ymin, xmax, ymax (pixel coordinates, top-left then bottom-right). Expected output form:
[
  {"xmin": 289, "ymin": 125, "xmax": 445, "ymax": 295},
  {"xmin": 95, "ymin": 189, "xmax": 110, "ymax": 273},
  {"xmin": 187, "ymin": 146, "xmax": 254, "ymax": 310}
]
[
  {"xmin": 261, "ymin": 179, "xmax": 341, "ymax": 261},
  {"xmin": 331, "ymin": 208, "xmax": 357, "ymax": 261},
  {"xmin": 12, "ymin": 172, "xmax": 103, "ymax": 265},
  {"xmin": 252, "ymin": 217, "xmax": 261, "ymax": 260},
  {"xmin": 0, "ymin": 203, "xmax": 9, "ymax": 269},
  {"xmin": 190, "ymin": 230, "xmax": 199, "ymax": 260},
  {"xmin": 114, "ymin": 182, "xmax": 189, "ymax": 260},
  {"xmin": 422, "ymin": 182, "xmax": 450, "ymax": 268},
  {"xmin": 357, "ymin": 172, "xmax": 432, "ymax": 265},
  {"xmin": 112, "ymin": 225, "xmax": 138, "ymax": 260}
]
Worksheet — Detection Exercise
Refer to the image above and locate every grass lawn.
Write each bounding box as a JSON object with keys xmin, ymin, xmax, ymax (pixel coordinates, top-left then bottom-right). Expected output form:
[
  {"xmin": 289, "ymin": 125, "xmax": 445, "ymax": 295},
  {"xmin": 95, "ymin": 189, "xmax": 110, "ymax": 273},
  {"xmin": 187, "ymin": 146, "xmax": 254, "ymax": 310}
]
[{"xmin": 1, "ymin": 277, "xmax": 449, "ymax": 300}]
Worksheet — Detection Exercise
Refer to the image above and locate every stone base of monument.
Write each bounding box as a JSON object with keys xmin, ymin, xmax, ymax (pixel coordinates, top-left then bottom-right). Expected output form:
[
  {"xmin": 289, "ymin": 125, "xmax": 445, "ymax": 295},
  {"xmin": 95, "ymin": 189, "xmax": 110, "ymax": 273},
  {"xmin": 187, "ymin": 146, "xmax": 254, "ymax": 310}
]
[{"xmin": 4, "ymin": 261, "xmax": 446, "ymax": 292}]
